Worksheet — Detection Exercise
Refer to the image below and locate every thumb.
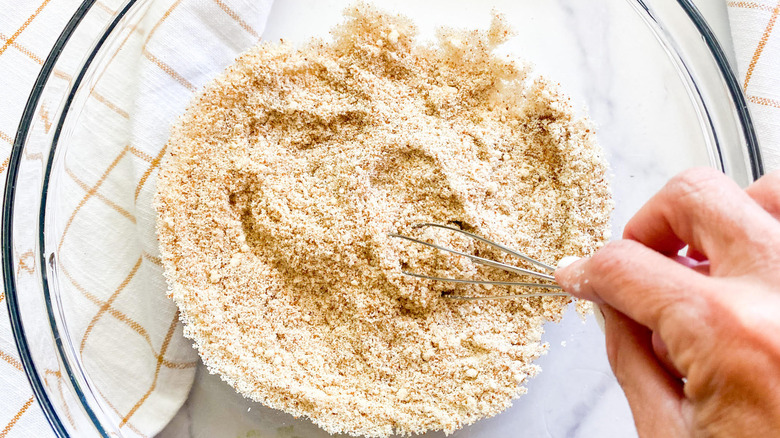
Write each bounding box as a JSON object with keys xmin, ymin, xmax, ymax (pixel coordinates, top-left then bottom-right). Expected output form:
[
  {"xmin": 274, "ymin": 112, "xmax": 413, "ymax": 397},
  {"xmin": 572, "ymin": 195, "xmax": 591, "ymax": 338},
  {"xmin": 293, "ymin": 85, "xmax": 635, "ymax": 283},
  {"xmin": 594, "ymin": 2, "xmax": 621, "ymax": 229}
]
[
  {"xmin": 553, "ymin": 240, "xmax": 710, "ymax": 336},
  {"xmin": 601, "ymin": 305, "xmax": 691, "ymax": 437}
]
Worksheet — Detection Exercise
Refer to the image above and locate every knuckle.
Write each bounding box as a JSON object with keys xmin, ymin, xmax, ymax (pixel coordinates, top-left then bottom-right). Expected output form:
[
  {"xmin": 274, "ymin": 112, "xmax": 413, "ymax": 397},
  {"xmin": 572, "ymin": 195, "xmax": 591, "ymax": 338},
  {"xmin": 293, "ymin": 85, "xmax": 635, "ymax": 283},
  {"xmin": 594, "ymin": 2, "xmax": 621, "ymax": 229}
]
[
  {"xmin": 666, "ymin": 167, "xmax": 725, "ymax": 202},
  {"xmin": 588, "ymin": 240, "xmax": 638, "ymax": 277},
  {"xmin": 752, "ymin": 249, "xmax": 780, "ymax": 277},
  {"xmin": 749, "ymin": 170, "xmax": 780, "ymax": 210},
  {"xmin": 758, "ymin": 168, "xmax": 780, "ymax": 187},
  {"xmin": 681, "ymin": 294, "xmax": 746, "ymax": 397}
]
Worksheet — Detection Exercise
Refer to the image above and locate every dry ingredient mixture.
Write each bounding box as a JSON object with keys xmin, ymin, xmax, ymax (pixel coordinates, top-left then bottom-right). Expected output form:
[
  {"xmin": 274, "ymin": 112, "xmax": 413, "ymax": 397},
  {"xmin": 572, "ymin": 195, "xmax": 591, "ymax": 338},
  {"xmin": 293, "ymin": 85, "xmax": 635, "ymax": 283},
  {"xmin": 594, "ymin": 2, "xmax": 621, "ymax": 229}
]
[{"xmin": 155, "ymin": 4, "xmax": 612, "ymax": 437}]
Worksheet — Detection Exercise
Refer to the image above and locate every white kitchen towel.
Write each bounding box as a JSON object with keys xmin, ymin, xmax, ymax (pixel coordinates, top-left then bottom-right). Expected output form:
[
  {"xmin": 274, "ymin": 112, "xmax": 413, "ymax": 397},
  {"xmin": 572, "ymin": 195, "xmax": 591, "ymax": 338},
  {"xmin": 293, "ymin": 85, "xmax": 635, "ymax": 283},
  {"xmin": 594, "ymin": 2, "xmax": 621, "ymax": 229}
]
[
  {"xmin": 728, "ymin": 0, "xmax": 780, "ymax": 172},
  {"xmin": 0, "ymin": 0, "xmax": 272, "ymax": 437}
]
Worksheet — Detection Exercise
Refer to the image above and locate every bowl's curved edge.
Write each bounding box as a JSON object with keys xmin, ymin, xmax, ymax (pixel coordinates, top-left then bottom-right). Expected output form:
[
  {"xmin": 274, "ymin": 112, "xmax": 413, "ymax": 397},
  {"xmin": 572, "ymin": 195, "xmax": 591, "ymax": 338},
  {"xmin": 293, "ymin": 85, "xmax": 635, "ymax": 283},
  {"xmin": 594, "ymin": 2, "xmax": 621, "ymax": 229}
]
[
  {"xmin": 676, "ymin": 0, "xmax": 764, "ymax": 179},
  {"xmin": 2, "ymin": 2, "xmax": 100, "ymax": 436},
  {"xmin": 2, "ymin": 1, "xmax": 139, "ymax": 437}
]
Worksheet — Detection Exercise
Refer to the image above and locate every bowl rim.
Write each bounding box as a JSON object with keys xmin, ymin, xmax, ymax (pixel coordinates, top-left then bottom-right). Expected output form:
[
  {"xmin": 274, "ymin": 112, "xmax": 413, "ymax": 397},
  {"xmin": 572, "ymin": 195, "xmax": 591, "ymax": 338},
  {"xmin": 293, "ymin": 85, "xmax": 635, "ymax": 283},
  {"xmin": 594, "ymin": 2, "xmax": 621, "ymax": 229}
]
[
  {"xmin": 2, "ymin": 1, "xmax": 139, "ymax": 436},
  {"xmin": 677, "ymin": 0, "xmax": 762, "ymax": 178},
  {"xmin": 2, "ymin": 0, "xmax": 765, "ymax": 437}
]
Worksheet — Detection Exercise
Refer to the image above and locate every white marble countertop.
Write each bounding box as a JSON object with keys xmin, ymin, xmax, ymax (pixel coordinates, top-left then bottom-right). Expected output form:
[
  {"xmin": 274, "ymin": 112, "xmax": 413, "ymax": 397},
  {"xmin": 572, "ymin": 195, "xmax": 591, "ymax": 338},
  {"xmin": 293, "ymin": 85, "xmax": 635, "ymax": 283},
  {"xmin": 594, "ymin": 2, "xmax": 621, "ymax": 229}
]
[{"xmin": 157, "ymin": 2, "xmax": 736, "ymax": 437}]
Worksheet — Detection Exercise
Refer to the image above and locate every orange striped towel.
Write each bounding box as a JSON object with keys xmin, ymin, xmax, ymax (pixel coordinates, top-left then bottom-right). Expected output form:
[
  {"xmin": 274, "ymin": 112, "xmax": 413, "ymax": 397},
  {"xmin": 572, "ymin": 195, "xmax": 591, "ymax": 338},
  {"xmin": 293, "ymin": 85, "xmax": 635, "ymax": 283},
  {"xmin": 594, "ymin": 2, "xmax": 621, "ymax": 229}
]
[
  {"xmin": 0, "ymin": 0, "xmax": 272, "ymax": 437},
  {"xmin": 728, "ymin": 0, "xmax": 780, "ymax": 171}
]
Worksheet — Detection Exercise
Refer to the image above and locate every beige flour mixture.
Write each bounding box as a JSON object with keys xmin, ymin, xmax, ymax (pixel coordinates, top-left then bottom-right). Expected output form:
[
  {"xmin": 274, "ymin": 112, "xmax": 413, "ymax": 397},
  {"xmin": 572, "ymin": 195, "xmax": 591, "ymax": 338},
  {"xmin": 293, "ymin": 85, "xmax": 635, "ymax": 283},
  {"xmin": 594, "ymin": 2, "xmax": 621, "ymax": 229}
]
[{"xmin": 155, "ymin": 4, "xmax": 611, "ymax": 437}]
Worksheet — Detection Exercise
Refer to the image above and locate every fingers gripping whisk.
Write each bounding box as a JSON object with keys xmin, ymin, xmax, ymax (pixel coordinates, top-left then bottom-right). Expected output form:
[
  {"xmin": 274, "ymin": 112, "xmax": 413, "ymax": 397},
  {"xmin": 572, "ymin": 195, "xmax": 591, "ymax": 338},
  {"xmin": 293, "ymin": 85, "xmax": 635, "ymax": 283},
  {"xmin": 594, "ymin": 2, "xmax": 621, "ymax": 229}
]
[{"xmin": 388, "ymin": 223, "xmax": 570, "ymax": 301}]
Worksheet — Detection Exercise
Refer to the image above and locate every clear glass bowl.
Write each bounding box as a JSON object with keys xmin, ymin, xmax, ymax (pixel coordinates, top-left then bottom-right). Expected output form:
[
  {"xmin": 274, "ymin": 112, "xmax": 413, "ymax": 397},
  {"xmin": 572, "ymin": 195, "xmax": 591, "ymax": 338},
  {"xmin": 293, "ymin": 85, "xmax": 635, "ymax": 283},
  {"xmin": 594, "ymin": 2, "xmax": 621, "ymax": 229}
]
[{"xmin": 3, "ymin": 0, "xmax": 763, "ymax": 437}]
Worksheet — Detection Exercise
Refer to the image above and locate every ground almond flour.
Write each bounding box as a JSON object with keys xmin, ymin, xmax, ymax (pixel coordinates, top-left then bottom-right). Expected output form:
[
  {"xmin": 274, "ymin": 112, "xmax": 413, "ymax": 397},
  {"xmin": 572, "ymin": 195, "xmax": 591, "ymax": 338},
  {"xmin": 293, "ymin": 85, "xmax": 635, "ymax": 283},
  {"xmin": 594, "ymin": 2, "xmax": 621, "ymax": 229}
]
[{"xmin": 155, "ymin": 4, "xmax": 612, "ymax": 437}]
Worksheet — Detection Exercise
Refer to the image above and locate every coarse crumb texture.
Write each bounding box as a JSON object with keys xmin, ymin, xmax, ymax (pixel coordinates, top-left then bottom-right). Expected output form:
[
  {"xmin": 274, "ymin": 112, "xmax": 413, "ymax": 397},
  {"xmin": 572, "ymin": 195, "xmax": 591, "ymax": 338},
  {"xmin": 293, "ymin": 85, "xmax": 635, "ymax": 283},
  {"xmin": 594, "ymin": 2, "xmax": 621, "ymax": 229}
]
[{"xmin": 155, "ymin": 4, "xmax": 612, "ymax": 437}]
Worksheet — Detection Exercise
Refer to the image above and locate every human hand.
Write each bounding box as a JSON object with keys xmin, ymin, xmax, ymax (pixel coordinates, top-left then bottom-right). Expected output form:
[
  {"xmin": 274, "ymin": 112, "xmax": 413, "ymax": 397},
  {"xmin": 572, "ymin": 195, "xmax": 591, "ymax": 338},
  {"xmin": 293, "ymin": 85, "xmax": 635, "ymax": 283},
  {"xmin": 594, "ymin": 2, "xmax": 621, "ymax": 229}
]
[{"xmin": 555, "ymin": 168, "xmax": 780, "ymax": 437}]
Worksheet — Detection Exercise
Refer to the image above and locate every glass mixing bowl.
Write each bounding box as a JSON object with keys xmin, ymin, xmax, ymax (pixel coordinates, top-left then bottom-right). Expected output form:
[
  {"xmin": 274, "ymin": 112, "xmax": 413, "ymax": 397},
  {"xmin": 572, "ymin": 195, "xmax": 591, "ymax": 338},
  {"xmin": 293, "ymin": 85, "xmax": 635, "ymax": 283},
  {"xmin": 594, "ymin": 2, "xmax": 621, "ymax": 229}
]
[{"xmin": 3, "ymin": 0, "xmax": 763, "ymax": 437}]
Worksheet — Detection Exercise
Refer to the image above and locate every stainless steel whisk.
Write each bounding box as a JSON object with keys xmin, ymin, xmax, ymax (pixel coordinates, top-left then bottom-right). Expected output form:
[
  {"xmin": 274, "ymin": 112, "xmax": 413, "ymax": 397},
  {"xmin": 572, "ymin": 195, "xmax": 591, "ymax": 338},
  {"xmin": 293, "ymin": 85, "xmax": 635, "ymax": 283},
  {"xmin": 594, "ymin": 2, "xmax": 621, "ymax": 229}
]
[{"xmin": 388, "ymin": 223, "xmax": 570, "ymax": 301}]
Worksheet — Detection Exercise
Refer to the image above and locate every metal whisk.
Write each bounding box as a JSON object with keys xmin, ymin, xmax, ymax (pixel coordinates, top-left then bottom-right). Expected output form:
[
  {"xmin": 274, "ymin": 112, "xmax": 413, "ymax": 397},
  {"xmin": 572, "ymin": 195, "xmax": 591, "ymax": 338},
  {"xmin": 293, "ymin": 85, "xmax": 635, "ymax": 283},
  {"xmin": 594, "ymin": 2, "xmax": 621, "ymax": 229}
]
[{"xmin": 388, "ymin": 223, "xmax": 570, "ymax": 301}]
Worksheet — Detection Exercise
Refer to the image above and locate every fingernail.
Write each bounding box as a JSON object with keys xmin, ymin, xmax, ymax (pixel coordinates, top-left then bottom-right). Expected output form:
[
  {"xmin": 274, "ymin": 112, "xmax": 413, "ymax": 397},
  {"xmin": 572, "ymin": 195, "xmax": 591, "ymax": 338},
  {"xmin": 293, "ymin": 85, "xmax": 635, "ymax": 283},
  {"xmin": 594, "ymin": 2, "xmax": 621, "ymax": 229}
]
[
  {"xmin": 554, "ymin": 257, "xmax": 585, "ymax": 292},
  {"xmin": 556, "ymin": 255, "xmax": 581, "ymax": 270},
  {"xmin": 554, "ymin": 257, "xmax": 597, "ymax": 302}
]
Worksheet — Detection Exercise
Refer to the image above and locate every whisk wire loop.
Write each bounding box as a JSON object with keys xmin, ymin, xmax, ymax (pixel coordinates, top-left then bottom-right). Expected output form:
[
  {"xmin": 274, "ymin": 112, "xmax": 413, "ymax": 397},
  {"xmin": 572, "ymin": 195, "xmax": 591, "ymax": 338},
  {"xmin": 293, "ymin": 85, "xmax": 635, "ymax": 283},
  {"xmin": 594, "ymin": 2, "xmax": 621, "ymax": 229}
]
[
  {"xmin": 389, "ymin": 223, "xmax": 569, "ymax": 300},
  {"xmin": 411, "ymin": 223, "xmax": 556, "ymax": 272},
  {"xmin": 387, "ymin": 232, "xmax": 556, "ymax": 282}
]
